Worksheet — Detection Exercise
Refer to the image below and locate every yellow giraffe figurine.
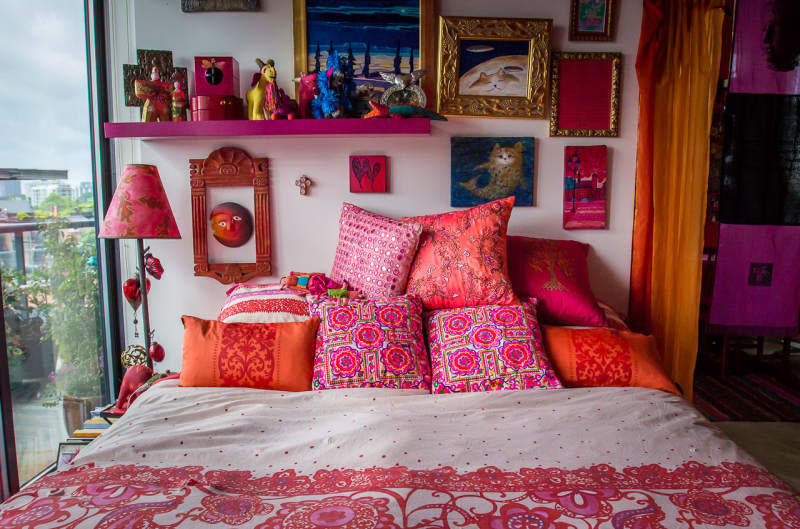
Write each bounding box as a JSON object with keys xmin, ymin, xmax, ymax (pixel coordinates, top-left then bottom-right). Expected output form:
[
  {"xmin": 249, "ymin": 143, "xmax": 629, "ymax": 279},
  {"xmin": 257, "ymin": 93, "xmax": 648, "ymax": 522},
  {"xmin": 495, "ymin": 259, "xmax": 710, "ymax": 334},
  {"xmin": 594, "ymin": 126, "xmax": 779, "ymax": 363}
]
[{"xmin": 246, "ymin": 58, "xmax": 269, "ymax": 120}]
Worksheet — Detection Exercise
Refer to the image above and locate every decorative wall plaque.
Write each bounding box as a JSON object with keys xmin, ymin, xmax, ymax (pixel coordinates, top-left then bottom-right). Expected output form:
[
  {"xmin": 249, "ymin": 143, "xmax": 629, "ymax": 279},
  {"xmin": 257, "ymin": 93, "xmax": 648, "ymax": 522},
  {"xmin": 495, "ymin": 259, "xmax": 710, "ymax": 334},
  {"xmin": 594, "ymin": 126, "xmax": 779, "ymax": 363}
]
[
  {"xmin": 123, "ymin": 49, "xmax": 187, "ymax": 108},
  {"xmin": 189, "ymin": 147, "xmax": 271, "ymax": 284}
]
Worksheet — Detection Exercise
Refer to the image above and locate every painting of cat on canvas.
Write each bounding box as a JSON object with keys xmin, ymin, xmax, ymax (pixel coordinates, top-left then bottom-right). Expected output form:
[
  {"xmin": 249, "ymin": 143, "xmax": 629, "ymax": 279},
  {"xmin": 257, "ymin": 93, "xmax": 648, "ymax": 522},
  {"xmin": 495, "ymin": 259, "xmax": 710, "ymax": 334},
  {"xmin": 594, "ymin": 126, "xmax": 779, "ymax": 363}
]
[
  {"xmin": 451, "ymin": 137, "xmax": 534, "ymax": 207},
  {"xmin": 458, "ymin": 39, "xmax": 529, "ymax": 97}
]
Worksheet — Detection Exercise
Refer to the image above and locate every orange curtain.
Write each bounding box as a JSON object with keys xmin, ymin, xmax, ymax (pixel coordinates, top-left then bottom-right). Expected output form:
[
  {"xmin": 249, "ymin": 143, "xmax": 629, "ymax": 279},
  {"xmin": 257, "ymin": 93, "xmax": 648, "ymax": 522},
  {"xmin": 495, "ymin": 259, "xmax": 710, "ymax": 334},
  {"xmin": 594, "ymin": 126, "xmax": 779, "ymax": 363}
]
[{"xmin": 629, "ymin": 0, "xmax": 724, "ymax": 401}]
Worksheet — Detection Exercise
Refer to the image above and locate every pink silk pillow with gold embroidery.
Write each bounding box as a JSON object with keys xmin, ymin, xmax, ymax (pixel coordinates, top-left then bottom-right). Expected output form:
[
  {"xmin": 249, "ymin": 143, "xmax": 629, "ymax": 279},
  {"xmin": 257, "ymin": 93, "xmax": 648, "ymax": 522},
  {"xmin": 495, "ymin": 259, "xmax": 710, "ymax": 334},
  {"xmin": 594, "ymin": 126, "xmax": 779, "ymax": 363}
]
[
  {"xmin": 425, "ymin": 301, "xmax": 562, "ymax": 393},
  {"xmin": 404, "ymin": 197, "xmax": 518, "ymax": 310},
  {"xmin": 507, "ymin": 236, "xmax": 606, "ymax": 327}
]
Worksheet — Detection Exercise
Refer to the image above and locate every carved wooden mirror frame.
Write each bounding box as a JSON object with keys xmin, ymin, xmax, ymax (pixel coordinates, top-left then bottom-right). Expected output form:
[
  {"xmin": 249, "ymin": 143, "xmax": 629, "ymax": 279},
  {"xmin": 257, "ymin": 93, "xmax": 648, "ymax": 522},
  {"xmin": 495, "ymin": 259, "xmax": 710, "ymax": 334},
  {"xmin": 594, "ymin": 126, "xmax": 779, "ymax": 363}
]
[{"xmin": 190, "ymin": 147, "xmax": 271, "ymax": 284}]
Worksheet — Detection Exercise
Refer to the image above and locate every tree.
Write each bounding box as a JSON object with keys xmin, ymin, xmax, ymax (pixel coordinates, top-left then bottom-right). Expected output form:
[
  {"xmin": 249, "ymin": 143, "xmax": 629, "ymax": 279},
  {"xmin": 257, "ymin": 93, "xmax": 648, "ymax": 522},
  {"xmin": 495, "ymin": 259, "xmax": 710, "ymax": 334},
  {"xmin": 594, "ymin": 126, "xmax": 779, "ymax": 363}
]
[
  {"xmin": 565, "ymin": 177, "xmax": 577, "ymax": 213},
  {"xmin": 409, "ymin": 47, "xmax": 415, "ymax": 72},
  {"xmin": 327, "ymin": 40, "xmax": 335, "ymax": 70},
  {"xmin": 38, "ymin": 192, "xmax": 77, "ymax": 213},
  {"xmin": 393, "ymin": 41, "xmax": 402, "ymax": 74},
  {"xmin": 39, "ymin": 222, "xmax": 103, "ymax": 399},
  {"xmin": 314, "ymin": 41, "xmax": 321, "ymax": 72},
  {"xmin": 346, "ymin": 42, "xmax": 356, "ymax": 78},
  {"xmin": 526, "ymin": 239, "xmax": 573, "ymax": 291},
  {"xmin": 362, "ymin": 41, "xmax": 371, "ymax": 77}
]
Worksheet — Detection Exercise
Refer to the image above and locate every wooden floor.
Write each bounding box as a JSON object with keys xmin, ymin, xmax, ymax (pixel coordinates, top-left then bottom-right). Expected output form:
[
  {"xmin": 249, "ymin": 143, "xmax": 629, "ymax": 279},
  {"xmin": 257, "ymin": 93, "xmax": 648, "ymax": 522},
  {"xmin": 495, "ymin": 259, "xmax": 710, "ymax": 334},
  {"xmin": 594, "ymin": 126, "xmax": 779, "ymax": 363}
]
[{"xmin": 718, "ymin": 421, "xmax": 800, "ymax": 492}]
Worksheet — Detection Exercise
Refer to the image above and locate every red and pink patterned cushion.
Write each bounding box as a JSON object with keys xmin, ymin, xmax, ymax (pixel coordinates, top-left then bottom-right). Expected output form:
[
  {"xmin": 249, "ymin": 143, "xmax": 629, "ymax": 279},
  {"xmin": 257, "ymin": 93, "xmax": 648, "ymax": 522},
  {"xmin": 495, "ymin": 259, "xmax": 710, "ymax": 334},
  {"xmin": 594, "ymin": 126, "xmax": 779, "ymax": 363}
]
[
  {"xmin": 506, "ymin": 236, "xmax": 606, "ymax": 327},
  {"xmin": 330, "ymin": 203, "xmax": 423, "ymax": 300},
  {"xmin": 404, "ymin": 197, "xmax": 518, "ymax": 310},
  {"xmin": 218, "ymin": 283, "xmax": 309, "ymax": 324},
  {"xmin": 424, "ymin": 301, "xmax": 562, "ymax": 393},
  {"xmin": 308, "ymin": 295, "xmax": 431, "ymax": 390}
]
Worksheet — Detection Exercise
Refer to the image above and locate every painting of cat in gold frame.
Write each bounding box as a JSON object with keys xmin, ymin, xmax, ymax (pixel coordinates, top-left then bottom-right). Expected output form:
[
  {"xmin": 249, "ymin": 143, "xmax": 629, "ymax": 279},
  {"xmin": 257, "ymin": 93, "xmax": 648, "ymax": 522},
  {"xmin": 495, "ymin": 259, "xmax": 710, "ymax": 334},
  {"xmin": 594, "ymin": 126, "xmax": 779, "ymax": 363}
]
[{"xmin": 436, "ymin": 16, "xmax": 551, "ymax": 118}]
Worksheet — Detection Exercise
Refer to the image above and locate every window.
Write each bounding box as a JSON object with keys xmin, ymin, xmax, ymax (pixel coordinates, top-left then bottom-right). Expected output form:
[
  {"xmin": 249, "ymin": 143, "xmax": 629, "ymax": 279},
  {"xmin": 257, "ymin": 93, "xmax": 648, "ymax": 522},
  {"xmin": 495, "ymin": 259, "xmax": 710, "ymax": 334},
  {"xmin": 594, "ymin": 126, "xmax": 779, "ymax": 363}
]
[{"xmin": 0, "ymin": 0, "xmax": 114, "ymax": 490}]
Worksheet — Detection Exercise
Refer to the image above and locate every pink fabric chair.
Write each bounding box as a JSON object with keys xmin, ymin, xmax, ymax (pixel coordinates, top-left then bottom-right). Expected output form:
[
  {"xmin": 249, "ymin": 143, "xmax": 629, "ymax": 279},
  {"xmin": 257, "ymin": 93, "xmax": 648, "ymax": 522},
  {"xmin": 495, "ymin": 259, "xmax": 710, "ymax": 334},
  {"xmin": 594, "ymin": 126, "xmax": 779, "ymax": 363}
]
[{"xmin": 707, "ymin": 224, "xmax": 800, "ymax": 374}]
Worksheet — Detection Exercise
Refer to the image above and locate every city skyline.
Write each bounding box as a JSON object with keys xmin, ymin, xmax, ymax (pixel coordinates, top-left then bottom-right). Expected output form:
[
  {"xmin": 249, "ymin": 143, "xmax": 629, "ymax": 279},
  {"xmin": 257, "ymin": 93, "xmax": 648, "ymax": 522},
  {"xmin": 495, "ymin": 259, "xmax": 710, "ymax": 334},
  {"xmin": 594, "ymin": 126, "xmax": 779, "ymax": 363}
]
[{"xmin": 0, "ymin": 1, "xmax": 92, "ymax": 187}]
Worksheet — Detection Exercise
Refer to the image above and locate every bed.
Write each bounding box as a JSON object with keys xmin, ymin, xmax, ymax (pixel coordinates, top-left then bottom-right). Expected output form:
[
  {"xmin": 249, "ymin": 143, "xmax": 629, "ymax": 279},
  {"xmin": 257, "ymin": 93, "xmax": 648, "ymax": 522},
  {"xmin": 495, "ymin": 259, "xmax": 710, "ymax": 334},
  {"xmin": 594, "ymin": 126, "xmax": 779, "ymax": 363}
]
[{"xmin": 1, "ymin": 379, "xmax": 797, "ymax": 528}]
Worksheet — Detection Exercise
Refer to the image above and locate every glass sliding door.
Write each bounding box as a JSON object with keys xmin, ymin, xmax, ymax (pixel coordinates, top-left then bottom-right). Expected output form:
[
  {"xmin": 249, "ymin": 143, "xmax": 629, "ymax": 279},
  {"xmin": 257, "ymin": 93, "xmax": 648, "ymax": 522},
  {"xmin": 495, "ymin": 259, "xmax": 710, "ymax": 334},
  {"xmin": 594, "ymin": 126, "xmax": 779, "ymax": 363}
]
[{"xmin": 0, "ymin": 0, "xmax": 106, "ymax": 486}]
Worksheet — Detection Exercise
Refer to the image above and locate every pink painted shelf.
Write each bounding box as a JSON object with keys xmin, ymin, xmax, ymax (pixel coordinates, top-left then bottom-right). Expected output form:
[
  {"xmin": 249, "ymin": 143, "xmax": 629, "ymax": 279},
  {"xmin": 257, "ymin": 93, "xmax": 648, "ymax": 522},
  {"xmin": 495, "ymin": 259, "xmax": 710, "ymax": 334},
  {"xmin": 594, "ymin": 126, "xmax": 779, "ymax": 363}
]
[{"xmin": 104, "ymin": 118, "xmax": 431, "ymax": 139}]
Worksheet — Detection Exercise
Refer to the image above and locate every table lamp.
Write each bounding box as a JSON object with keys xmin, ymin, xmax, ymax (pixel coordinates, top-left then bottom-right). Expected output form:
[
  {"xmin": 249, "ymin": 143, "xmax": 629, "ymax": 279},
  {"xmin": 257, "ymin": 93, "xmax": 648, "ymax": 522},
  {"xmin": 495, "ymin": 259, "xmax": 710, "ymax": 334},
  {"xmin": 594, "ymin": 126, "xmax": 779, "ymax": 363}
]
[{"xmin": 99, "ymin": 164, "xmax": 180, "ymax": 368}]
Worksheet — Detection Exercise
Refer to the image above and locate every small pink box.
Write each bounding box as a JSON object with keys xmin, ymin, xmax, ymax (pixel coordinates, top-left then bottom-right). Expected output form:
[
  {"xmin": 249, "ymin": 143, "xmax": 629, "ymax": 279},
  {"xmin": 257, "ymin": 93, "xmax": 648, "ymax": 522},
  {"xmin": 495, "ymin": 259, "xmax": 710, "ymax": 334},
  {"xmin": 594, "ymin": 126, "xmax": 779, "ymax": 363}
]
[{"xmin": 194, "ymin": 56, "xmax": 239, "ymax": 98}]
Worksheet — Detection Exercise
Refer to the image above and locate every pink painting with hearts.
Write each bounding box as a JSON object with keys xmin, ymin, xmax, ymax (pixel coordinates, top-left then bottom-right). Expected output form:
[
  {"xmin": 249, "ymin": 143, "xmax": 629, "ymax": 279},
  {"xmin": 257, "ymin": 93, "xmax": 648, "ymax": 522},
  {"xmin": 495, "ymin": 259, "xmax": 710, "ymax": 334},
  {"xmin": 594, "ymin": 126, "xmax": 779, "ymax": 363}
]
[{"xmin": 350, "ymin": 155, "xmax": 387, "ymax": 193}]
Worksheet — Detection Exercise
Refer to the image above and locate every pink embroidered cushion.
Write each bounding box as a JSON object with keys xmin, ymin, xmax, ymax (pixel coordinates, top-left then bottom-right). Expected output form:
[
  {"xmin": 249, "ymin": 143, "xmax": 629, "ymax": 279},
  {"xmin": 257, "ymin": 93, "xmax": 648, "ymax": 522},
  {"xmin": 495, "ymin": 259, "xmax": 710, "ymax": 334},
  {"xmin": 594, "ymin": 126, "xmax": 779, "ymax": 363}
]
[
  {"xmin": 330, "ymin": 203, "xmax": 423, "ymax": 299},
  {"xmin": 308, "ymin": 295, "xmax": 431, "ymax": 390},
  {"xmin": 403, "ymin": 196, "xmax": 518, "ymax": 310},
  {"xmin": 218, "ymin": 283, "xmax": 309, "ymax": 324},
  {"xmin": 506, "ymin": 236, "xmax": 606, "ymax": 327},
  {"xmin": 424, "ymin": 301, "xmax": 562, "ymax": 393}
]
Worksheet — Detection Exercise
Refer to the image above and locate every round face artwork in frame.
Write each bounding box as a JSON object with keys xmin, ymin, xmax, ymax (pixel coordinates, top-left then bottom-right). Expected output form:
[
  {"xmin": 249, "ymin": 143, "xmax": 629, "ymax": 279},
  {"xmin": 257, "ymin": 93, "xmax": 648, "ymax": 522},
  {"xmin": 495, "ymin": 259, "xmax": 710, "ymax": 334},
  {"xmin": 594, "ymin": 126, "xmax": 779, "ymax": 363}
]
[{"xmin": 209, "ymin": 202, "xmax": 253, "ymax": 248}]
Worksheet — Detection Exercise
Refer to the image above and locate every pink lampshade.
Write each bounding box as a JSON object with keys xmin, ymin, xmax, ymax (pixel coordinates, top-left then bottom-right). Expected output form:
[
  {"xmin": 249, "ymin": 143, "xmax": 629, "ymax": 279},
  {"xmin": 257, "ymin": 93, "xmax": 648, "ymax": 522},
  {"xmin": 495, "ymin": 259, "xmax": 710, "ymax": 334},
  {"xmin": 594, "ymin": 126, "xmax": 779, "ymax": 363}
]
[{"xmin": 99, "ymin": 164, "xmax": 180, "ymax": 239}]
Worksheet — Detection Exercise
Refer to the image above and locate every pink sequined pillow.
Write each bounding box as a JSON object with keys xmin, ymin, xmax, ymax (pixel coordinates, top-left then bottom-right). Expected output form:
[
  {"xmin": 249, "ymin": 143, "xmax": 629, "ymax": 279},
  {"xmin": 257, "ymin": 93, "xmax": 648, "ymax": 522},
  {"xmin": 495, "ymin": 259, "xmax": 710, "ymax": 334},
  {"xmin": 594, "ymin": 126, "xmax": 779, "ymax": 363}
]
[
  {"xmin": 309, "ymin": 295, "xmax": 431, "ymax": 390},
  {"xmin": 330, "ymin": 203, "xmax": 422, "ymax": 299},
  {"xmin": 425, "ymin": 301, "xmax": 562, "ymax": 393}
]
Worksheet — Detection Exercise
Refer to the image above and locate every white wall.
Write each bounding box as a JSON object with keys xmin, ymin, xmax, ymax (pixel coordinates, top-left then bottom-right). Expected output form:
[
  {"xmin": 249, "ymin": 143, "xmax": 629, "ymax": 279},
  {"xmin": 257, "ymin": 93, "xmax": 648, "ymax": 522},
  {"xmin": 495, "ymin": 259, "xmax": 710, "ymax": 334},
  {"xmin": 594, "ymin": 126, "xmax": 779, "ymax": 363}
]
[{"xmin": 113, "ymin": 0, "xmax": 642, "ymax": 371}]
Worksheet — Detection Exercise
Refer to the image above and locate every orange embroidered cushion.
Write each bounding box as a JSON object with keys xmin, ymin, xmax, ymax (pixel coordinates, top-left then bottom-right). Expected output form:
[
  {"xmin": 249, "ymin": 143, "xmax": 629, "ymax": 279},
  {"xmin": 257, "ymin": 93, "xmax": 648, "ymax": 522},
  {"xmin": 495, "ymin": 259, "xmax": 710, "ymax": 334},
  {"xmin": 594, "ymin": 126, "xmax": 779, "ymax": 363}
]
[
  {"xmin": 541, "ymin": 326, "xmax": 680, "ymax": 395},
  {"xmin": 403, "ymin": 196, "xmax": 518, "ymax": 310},
  {"xmin": 179, "ymin": 316, "xmax": 320, "ymax": 391}
]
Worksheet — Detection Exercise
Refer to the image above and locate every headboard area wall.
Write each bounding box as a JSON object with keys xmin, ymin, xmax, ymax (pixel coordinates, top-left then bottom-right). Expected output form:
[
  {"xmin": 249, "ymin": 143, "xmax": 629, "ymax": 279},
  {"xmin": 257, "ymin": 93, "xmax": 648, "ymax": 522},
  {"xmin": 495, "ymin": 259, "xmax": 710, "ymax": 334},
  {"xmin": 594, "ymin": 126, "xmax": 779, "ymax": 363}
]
[{"xmin": 112, "ymin": 0, "xmax": 643, "ymax": 370}]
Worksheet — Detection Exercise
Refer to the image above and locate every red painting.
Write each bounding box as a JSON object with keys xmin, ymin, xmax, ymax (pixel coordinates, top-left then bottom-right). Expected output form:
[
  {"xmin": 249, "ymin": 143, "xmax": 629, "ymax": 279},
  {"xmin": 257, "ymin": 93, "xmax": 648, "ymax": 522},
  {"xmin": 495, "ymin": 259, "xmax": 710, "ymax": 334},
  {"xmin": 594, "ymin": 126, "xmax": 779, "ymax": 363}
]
[
  {"xmin": 350, "ymin": 155, "xmax": 387, "ymax": 193},
  {"xmin": 563, "ymin": 145, "xmax": 607, "ymax": 229}
]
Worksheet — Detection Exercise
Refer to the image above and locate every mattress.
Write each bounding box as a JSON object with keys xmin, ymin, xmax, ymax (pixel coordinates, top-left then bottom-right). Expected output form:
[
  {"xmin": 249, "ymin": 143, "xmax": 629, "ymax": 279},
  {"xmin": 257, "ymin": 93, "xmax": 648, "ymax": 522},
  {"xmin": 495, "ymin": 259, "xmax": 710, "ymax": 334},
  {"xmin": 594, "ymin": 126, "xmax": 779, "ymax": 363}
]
[{"xmin": 1, "ymin": 379, "xmax": 797, "ymax": 528}]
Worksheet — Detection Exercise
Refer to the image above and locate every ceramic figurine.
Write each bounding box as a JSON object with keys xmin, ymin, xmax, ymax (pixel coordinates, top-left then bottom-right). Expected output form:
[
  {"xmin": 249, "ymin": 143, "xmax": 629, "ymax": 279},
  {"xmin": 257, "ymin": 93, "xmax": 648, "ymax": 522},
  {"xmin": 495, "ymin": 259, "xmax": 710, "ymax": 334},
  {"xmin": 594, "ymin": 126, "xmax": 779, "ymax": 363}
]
[
  {"xmin": 364, "ymin": 101, "xmax": 447, "ymax": 121},
  {"xmin": 379, "ymin": 69, "xmax": 427, "ymax": 107},
  {"xmin": 134, "ymin": 64, "xmax": 173, "ymax": 122},
  {"xmin": 261, "ymin": 59, "xmax": 297, "ymax": 120},
  {"xmin": 311, "ymin": 54, "xmax": 353, "ymax": 119},
  {"xmin": 293, "ymin": 72, "xmax": 320, "ymax": 119},
  {"xmin": 170, "ymin": 81, "xmax": 187, "ymax": 121},
  {"xmin": 246, "ymin": 58, "xmax": 269, "ymax": 120}
]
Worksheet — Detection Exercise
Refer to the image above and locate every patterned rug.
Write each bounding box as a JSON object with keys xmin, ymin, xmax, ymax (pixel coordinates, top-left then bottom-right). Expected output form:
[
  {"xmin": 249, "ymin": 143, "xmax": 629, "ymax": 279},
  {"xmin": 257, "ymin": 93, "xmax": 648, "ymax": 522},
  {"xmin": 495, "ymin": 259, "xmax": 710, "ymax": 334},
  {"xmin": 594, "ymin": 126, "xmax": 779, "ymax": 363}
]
[{"xmin": 693, "ymin": 373, "xmax": 800, "ymax": 421}]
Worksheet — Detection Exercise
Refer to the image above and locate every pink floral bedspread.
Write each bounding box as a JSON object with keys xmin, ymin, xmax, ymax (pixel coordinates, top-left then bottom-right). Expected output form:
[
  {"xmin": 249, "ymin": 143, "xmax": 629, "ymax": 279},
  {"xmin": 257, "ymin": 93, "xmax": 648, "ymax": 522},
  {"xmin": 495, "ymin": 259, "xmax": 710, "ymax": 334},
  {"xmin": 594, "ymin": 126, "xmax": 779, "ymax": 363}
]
[{"xmin": 1, "ymin": 381, "xmax": 797, "ymax": 528}]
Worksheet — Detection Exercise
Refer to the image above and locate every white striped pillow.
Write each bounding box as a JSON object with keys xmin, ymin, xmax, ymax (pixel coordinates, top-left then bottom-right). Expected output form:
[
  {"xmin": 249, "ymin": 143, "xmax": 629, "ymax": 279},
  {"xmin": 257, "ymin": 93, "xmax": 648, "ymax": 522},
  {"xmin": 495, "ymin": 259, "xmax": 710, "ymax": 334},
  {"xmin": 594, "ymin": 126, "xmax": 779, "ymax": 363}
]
[{"xmin": 217, "ymin": 283, "xmax": 310, "ymax": 324}]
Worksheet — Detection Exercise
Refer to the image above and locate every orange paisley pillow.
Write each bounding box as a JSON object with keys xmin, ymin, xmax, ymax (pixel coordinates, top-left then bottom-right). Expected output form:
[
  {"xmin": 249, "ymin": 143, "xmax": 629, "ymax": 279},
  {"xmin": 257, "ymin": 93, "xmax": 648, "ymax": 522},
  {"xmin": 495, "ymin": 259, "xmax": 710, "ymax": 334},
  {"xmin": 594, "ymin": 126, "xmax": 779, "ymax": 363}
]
[
  {"xmin": 403, "ymin": 196, "xmax": 518, "ymax": 310},
  {"xmin": 179, "ymin": 316, "xmax": 320, "ymax": 391},
  {"xmin": 541, "ymin": 326, "xmax": 680, "ymax": 396}
]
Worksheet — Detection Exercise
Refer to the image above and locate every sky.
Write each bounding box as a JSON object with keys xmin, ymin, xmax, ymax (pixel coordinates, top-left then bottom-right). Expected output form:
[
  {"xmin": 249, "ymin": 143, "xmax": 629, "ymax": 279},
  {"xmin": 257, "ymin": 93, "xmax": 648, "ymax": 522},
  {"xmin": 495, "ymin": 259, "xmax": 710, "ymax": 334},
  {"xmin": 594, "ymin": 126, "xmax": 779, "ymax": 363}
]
[{"xmin": 0, "ymin": 0, "xmax": 91, "ymax": 186}]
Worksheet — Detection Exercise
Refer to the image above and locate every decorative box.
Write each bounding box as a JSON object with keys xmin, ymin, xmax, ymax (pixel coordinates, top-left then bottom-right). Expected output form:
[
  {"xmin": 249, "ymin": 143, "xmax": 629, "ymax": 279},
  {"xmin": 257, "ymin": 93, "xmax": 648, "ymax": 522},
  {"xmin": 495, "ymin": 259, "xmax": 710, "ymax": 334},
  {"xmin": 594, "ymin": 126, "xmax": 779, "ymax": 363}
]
[
  {"xmin": 190, "ymin": 95, "xmax": 244, "ymax": 121},
  {"xmin": 194, "ymin": 56, "xmax": 239, "ymax": 98}
]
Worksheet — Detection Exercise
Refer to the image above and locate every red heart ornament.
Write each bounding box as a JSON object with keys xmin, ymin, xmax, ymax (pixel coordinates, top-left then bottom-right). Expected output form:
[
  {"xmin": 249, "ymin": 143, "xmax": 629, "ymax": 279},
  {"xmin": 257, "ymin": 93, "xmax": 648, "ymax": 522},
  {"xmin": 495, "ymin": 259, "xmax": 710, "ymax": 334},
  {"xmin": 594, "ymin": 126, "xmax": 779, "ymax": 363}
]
[{"xmin": 123, "ymin": 277, "xmax": 151, "ymax": 311}]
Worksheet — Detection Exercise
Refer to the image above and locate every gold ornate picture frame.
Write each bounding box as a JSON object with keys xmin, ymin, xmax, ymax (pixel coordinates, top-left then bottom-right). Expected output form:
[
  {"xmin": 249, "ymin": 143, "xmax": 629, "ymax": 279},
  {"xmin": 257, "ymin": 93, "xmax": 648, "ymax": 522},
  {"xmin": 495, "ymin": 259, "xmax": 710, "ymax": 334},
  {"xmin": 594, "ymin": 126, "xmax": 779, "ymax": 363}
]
[
  {"xmin": 292, "ymin": 0, "xmax": 436, "ymax": 109},
  {"xmin": 569, "ymin": 0, "xmax": 617, "ymax": 41},
  {"xmin": 549, "ymin": 51, "xmax": 621, "ymax": 137},
  {"xmin": 436, "ymin": 16, "xmax": 552, "ymax": 119}
]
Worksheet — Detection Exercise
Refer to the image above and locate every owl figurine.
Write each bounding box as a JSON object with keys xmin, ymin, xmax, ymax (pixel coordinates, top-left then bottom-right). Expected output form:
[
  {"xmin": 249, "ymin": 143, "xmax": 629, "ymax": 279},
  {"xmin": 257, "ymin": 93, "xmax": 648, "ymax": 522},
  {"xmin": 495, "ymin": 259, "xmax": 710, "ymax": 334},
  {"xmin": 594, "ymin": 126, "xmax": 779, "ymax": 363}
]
[{"xmin": 379, "ymin": 69, "xmax": 427, "ymax": 107}]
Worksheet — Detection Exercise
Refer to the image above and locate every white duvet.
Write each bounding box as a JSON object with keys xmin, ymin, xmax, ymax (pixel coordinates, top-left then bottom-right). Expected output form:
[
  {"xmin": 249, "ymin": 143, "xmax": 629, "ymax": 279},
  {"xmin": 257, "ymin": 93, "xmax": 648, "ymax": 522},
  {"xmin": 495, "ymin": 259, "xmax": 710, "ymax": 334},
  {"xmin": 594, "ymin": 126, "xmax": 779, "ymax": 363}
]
[{"xmin": 1, "ymin": 380, "xmax": 797, "ymax": 528}]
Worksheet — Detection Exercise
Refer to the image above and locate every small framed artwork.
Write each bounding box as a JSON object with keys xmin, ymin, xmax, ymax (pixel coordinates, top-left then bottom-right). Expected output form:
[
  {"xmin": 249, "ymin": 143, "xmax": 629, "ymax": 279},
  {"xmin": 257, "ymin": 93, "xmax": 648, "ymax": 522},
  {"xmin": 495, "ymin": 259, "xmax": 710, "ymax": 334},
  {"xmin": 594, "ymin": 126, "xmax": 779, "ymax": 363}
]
[
  {"xmin": 293, "ymin": 0, "xmax": 436, "ymax": 108},
  {"xmin": 564, "ymin": 145, "xmax": 607, "ymax": 229},
  {"xmin": 350, "ymin": 156, "xmax": 387, "ymax": 193},
  {"xmin": 57, "ymin": 441, "xmax": 87, "ymax": 471},
  {"xmin": 550, "ymin": 52, "xmax": 622, "ymax": 137},
  {"xmin": 569, "ymin": 0, "xmax": 617, "ymax": 41},
  {"xmin": 451, "ymin": 137, "xmax": 534, "ymax": 207},
  {"xmin": 190, "ymin": 147, "xmax": 271, "ymax": 284},
  {"xmin": 437, "ymin": 16, "xmax": 552, "ymax": 118}
]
